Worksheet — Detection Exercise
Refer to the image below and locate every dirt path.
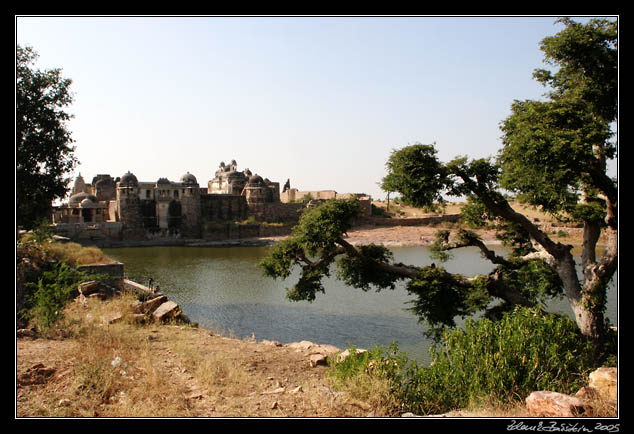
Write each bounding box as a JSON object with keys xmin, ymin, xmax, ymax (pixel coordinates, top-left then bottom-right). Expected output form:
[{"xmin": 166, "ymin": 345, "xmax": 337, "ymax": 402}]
[{"xmin": 16, "ymin": 325, "xmax": 385, "ymax": 418}]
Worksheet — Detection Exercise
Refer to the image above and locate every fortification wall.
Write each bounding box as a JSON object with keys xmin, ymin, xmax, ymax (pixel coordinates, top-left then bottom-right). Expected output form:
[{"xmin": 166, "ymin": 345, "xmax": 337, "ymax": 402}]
[
  {"xmin": 247, "ymin": 202, "xmax": 304, "ymax": 223},
  {"xmin": 201, "ymin": 222, "xmax": 292, "ymax": 240},
  {"xmin": 367, "ymin": 214, "xmax": 460, "ymax": 226},
  {"xmin": 200, "ymin": 194, "xmax": 249, "ymax": 222},
  {"xmin": 52, "ymin": 222, "xmax": 123, "ymax": 242}
]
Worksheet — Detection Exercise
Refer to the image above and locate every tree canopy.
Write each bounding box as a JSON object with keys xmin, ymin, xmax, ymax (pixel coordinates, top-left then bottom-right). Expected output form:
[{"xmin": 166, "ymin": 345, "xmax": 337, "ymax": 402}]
[
  {"xmin": 16, "ymin": 45, "xmax": 77, "ymax": 229},
  {"xmin": 259, "ymin": 18, "xmax": 617, "ymax": 355}
]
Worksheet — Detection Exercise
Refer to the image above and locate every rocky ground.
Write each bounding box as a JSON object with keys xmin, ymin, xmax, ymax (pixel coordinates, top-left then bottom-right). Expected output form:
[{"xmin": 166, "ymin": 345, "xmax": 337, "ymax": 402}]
[{"xmin": 17, "ymin": 325, "xmax": 384, "ymax": 418}]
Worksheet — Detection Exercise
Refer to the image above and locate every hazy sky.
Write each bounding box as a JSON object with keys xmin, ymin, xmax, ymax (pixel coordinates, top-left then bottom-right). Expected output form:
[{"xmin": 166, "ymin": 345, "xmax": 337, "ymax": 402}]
[{"xmin": 15, "ymin": 15, "xmax": 617, "ymax": 200}]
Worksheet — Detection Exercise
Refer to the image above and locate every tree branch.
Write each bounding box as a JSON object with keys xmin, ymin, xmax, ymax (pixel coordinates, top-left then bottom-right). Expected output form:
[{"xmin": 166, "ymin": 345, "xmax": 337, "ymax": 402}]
[
  {"xmin": 335, "ymin": 237, "xmax": 421, "ymax": 279},
  {"xmin": 482, "ymin": 271, "xmax": 537, "ymax": 308},
  {"xmin": 437, "ymin": 229, "xmax": 518, "ymax": 268}
]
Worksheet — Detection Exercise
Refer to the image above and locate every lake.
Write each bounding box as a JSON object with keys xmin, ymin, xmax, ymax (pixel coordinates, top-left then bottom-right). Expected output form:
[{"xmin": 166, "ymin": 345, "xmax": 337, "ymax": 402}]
[{"xmin": 103, "ymin": 245, "xmax": 617, "ymax": 364}]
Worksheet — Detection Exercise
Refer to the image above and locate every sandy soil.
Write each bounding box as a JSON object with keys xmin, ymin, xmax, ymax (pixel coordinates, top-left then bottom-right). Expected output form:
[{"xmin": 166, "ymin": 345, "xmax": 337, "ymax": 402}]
[
  {"xmin": 16, "ymin": 326, "xmax": 392, "ymax": 418},
  {"xmin": 343, "ymin": 224, "xmax": 501, "ymax": 247}
]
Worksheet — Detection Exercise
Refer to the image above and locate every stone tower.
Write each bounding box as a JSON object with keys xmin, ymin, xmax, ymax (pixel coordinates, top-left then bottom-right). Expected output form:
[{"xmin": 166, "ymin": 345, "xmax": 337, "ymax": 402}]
[
  {"xmin": 179, "ymin": 172, "xmax": 202, "ymax": 238},
  {"xmin": 71, "ymin": 173, "xmax": 88, "ymax": 196},
  {"xmin": 116, "ymin": 171, "xmax": 145, "ymax": 239}
]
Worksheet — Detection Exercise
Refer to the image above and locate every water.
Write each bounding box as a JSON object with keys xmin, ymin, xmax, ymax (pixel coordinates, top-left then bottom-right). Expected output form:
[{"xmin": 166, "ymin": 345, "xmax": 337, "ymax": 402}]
[{"xmin": 103, "ymin": 245, "xmax": 617, "ymax": 365}]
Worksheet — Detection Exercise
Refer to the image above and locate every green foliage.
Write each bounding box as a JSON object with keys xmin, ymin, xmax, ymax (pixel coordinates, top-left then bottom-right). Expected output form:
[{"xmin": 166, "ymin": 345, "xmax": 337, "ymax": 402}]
[
  {"xmin": 259, "ymin": 198, "xmax": 361, "ymax": 302},
  {"xmin": 459, "ymin": 195, "xmax": 493, "ymax": 229},
  {"xmin": 292, "ymin": 198, "xmax": 360, "ymax": 257},
  {"xmin": 498, "ymin": 99, "xmax": 605, "ymax": 215},
  {"xmin": 498, "ymin": 18, "xmax": 617, "ymax": 216},
  {"xmin": 380, "ymin": 144, "xmax": 449, "ymax": 208},
  {"xmin": 496, "ymin": 259, "xmax": 564, "ymax": 303},
  {"xmin": 405, "ymin": 266, "xmax": 489, "ymax": 340},
  {"xmin": 16, "ymin": 45, "xmax": 77, "ymax": 229},
  {"xmin": 328, "ymin": 343, "xmax": 411, "ymax": 385},
  {"xmin": 336, "ymin": 244, "xmax": 404, "ymax": 291},
  {"xmin": 458, "ymin": 195, "xmax": 536, "ymax": 256},
  {"xmin": 406, "ymin": 307, "xmax": 601, "ymax": 413},
  {"xmin": 23, "ymin": 263, "xmax": 90, "ymax": 330},
  {"xmin": 535, "ymin": 18, "xmax": 617, "ymax": 124},
  {"xmin": 18, "ymin": 231, "xmax": 112, "ymax": 330},
  {"xmin": 330, "ymin": 307, "xmax": 611, "ymax": 416}
]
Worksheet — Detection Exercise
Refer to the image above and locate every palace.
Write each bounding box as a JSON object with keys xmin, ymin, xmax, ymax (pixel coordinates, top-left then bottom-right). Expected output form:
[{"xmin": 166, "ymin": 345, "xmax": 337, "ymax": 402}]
[
  {"xmin": 52, "ymin": 160, "xmax": 305, "ymax": 242},
  {"xmin": 52, "ymin": 159, "xmax": 372, "ymax": 244}
]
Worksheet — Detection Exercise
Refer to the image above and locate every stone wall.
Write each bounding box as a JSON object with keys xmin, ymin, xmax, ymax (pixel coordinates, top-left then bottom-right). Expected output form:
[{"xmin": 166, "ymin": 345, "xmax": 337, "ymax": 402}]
[
  {"xmin": 52, "ymin": 222, "xmax": 123, "ymax": 242},
  {"xmin": 201, "ymin": 222, "xmax": 292, "ymax": 240},
  {"xmin": 247, "ymin": 202, "xmax": 304, "ymax": 223},
  {"xmin": 200, "ymin": 194, "xmax": 249, "ymax": 222},
  {"xmin": 77, "ymin": 261, "xmax": 124, "ymax": 287},
  {"xmin": 281, "ymin": 189, "xmax": 338, "ymax": 203},
  {"xmin": 367, "ymin": 214, "xmax": 460, "ymax": 226}
]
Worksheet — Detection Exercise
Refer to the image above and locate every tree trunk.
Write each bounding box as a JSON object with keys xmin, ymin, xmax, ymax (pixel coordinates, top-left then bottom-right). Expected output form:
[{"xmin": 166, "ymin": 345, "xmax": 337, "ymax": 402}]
[
  {"xmin": 556, "ymin": 224, "xmax": 617, "ymax": 352},
  {"xmin": 472, "ymin": 186, "xmax": 616, "ymax": 350}
]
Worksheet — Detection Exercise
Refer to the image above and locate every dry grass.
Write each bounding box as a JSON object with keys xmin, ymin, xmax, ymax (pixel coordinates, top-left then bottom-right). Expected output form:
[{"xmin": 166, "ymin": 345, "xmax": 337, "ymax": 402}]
[
  {"xmin": 18, "ymin": 232, "xmax": 116, "ymax": 267},
  {"xmin": 16, "ymin": 293, "xmax": 388, "ymax": 418},
  {"xmin": 45, "ymin": 242, "xmax": 117, "ymax": 266},
  {"xmin": 16, "ymin": 292, "xmax": 617, "ymax": 418}
]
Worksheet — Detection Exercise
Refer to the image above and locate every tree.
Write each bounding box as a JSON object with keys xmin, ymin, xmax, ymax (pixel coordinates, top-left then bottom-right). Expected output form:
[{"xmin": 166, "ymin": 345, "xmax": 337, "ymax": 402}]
[
  {"xmin": 16, "ymin": 45, "xmax": 77, "ymax": 229},
  {"xmin": 259, "ymin": 18, "xmax": 617, "ymax": 358}
]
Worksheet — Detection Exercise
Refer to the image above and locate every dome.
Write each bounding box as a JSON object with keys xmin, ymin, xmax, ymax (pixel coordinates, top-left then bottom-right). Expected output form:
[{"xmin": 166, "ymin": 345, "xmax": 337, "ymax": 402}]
[
  {"xmin": 69, "ymin": 191, "xmax": 98, "ymax": 205},
  {"xmin": 94, "ymin": 177, "xmax": 114, "ymax": 187},
  {"xmin": 248, "ymin": 174, "xmax": 265, "ymax": 186},
  {"xmin": 80, "ymin": 197, "xmax": 99, "ymax": 208},
  {"xmin": 180, "ymin": 172, "xmax": 198, "ymax": 185},
  {"xmin": 119, "ymin": 171, "xmax": 138, "ymax": 187}
]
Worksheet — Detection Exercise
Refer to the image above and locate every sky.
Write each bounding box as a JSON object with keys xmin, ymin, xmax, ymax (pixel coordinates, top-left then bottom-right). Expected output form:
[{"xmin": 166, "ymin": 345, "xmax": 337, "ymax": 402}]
[{"xmin": 15, "ymin": 15, "xmax": 618, "ymax": 201}]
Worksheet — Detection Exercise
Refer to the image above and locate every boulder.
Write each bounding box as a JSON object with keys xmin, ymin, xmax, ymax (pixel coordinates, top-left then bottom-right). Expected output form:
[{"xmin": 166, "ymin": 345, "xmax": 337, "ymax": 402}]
[
  {"xmin": 287, "ymin": 340, "xmax": 316, "ymax": 351},
  {"xmin": 588, "ymin": 367, "xmax": 617, "ymax": 400},
  {"xmin": 526, "ymin": 391, "xmax": 587, "ymax": 417},
  {"xmin": 336, "ymin": 348, "xmax": 368, "ymax": 363},
  {"xmin": 309, "ymin": 353, "xmax": 328, "ymax": 367},
  {"xmin": 78, "ymin": 281, "xmax": 100, "ymax": 296},
  {"xmin": 132, "ymin": 295, "xmax": 168, "ymax": 315},
  {"xmin": 17, "ymin": 328, "xmax": 36, "ymax": 338},
  {"xmin": 152, "ymin": 301, "xmax": 182, "ymax": 322}
]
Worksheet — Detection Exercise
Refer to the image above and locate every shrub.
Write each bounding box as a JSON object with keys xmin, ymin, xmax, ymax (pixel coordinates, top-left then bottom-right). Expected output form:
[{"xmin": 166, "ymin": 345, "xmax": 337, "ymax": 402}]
[
  {"xmin": 405, "ymin": 307, "xmax": 603, "ymax": 414},
  {"xmin": 23, "ymin": 262, "xmax": 91, "ymax": 330},
  {"xmin": 329, "ymin": 307, "xmax": 609, "ymax": 416}
]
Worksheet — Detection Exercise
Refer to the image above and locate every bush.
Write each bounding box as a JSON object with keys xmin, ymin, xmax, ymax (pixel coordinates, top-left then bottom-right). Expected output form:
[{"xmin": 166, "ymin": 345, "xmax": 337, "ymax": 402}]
[
  {"xmin": 401, "ymin": 307, "xmax": 600, "ymax": 414},
  {"xmin": 329, "ymin": 307, "xmax": 609, "ymax": 415},
  {"xmin": 23, "ymin": 262, "xmax": 91, "ymax": 330}
]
